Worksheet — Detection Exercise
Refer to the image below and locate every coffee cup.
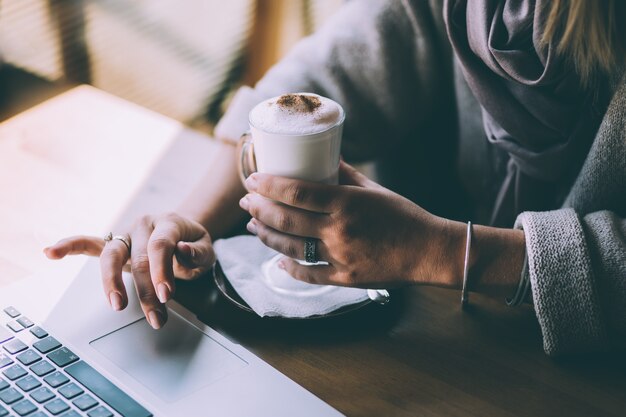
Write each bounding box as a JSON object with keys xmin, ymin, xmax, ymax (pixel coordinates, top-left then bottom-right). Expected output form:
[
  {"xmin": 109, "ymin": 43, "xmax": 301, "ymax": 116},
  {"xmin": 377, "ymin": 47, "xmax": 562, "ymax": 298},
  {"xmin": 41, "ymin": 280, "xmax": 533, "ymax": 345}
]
[{"xmin": 238, "ymin": 93, "xmax": 345, "ymax": 185}]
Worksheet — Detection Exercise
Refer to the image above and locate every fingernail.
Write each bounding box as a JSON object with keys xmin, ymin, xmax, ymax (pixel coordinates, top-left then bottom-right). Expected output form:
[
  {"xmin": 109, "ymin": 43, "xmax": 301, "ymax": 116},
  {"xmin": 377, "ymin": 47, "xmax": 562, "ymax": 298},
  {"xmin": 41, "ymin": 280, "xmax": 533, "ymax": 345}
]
[
  {"xmin": 148, "ymin": 310, "xmax": 164, "ymax": 329},
  {"xmin": 178, "ymin": 242, "xmax": 190, "ymax": 255},
  {"xmin": 157, "ymin": 283, "xmax": 171, "ymax": 304},
  {"xmin": 109, "ymin": 292, "xmax": 124, "ymax": 311},
  {"xmin": 277, "ymin": 260, "xmax": 286, "ymax": 270},
  {"xmin": 245, "ymin": 174, "xmax": 258, "ymax": 191},
  {"xmin": 179, "ymin": 242, "xmax": 195, "ymax": 258},
  {"xmin": 246, "ymin": 219, "xmax": 258, "ymax": 235},
  {"xmin": 239, "ymin": 195, "xmax": 250, "ymax": 210}
]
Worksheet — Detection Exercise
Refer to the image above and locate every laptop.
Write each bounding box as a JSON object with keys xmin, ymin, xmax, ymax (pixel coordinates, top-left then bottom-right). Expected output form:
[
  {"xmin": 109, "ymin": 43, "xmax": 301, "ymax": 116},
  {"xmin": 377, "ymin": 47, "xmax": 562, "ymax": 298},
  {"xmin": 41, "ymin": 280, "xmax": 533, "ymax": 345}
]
[{"xmin": 0, "ymin": 87, "xmax": 341, "ymax": 417}]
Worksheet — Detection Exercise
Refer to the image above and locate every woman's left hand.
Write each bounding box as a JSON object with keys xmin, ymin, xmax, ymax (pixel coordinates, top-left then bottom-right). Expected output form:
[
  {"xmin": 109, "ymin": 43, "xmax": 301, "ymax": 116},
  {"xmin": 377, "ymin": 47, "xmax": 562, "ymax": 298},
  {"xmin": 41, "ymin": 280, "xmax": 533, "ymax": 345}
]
[{"xmin": 239, "ymin": 161, "xmax": 454, "ymax": 288}]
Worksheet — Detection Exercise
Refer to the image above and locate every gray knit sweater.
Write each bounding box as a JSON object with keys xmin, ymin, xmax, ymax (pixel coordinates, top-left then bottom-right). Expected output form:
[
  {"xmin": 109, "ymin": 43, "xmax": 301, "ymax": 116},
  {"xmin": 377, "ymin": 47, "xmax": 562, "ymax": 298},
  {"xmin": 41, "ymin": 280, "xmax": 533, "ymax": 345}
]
[{"xmin": 215, "ymin": 0, "xmax": 626, "ymax": 356}]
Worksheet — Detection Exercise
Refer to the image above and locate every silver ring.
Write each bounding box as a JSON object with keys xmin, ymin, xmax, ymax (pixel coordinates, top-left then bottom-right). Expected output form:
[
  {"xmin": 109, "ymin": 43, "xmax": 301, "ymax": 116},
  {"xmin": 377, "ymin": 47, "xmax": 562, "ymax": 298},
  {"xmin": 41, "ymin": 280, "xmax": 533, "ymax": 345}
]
[
  {"xmin": 304, "ymin": 238, "xmax": 317, "ymax": 263},
  {"xmin": 104, "ymin": 232, "xmax": 131, "ymax": 255}
]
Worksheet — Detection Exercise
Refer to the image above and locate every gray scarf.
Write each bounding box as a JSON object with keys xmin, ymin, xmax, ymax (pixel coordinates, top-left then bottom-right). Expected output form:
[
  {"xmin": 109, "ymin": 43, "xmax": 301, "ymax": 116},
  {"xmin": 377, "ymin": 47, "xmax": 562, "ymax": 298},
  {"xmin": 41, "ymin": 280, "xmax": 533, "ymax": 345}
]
[{"xmin": 444, "ymin": 0, "xmax": 608, "ymax": 226}]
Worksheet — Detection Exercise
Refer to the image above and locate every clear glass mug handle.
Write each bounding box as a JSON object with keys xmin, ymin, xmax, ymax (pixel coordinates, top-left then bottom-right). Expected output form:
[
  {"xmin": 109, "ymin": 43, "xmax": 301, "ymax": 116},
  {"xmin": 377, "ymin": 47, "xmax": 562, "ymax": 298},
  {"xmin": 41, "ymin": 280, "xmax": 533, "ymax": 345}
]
[{"xmin": 237, "ymin": 131, "xmax": 257, "ymax": 186}]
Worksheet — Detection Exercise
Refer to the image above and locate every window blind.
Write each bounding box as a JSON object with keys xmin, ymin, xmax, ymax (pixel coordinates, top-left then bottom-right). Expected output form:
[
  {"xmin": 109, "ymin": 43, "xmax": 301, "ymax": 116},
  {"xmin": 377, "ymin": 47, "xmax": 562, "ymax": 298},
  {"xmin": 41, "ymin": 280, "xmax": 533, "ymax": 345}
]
[
  {"xmin": 0, "ymin": 0, "xmax": 254, "ymax": 123},
  {"xmin": 0, "ymin": 0, "xmax": 343, "ymax": 124}
]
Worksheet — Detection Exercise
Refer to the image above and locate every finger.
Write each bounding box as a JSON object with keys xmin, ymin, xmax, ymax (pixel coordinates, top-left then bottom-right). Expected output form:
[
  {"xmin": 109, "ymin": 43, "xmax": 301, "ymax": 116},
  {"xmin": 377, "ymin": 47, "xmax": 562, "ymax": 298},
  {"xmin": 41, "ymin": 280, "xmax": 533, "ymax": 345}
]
[
  {"xmin": 339, "ymin": 160, "xmax": 384, "ymax": 190},
  {"xmin": 249, "ymin": 218, "xmax": 333, "ymax": 263},
  {"xmin": 244, "ymin": 173, "xmax": 341, "ymax": 213},
  {"xmin": 173, "ymin": 240, "xmax": 215, "ymax": 280},
  {"xmin": 44, "ymin": 236, "xmax": 105, "ymax": 259},
  {"xmin": 99, "ymin": 236, "xmax": 131, "ymax": 313},
  {"xmin": 278, "ymin": 257, "xmax": 337, "ymax": 285},
  {"xmin": 175, "ymin": 238, "xmax": 215, "ymax": 269},
  {"xmin": 173, "ymin": 242, "xmax": 198, "ymax": 279},
  {"xmin": 147, "ymin": 220, "xmax": 180, "ymax": 305},
  {"xmin": 131, "ymin": 219, "xmax": 167, "ymax": 329},
  {"xmin": 241, "ymin": 193, "xmax": 329, "ymax": 238}
]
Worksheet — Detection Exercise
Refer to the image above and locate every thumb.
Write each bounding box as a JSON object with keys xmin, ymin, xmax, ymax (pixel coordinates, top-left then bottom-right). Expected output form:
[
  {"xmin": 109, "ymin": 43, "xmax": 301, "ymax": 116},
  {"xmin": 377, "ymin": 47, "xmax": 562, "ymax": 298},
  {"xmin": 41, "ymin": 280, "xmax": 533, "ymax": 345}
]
[
  {"xmin": 339, "ymin": 160, "xmax": 384, "ymax": 190},
  {"xmin": 174, "ymin": 240, "xmax": 215, "ymax": 279}
]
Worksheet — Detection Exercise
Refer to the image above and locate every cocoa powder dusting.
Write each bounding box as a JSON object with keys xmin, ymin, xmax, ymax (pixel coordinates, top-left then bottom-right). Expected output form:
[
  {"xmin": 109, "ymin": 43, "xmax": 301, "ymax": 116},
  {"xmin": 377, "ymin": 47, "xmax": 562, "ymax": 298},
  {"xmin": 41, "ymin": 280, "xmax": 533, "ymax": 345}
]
[{"xmin": 277, "ymin": 94, "xmax": 321, "ymax": 112}]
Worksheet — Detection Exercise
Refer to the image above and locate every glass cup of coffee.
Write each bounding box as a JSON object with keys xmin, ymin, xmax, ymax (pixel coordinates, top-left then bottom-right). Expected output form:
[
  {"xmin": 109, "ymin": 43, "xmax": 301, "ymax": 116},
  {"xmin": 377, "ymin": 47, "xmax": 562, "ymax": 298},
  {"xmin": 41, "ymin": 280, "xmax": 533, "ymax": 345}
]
[
  {"xmin": 238, "ymin": 93, "xmax": 345, "ymax": 292},
  {"xmin": 238, "ymin": 92, "xmax": 345, "ymax": 186}
]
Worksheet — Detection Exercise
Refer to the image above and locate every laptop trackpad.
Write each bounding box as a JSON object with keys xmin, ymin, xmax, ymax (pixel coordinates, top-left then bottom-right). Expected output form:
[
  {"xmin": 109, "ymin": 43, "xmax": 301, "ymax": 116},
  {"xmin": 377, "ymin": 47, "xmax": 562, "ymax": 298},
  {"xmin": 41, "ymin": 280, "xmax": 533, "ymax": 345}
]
[{"xmin": 90, "ymin": 312, "xmax": 247, "ymax": 403}]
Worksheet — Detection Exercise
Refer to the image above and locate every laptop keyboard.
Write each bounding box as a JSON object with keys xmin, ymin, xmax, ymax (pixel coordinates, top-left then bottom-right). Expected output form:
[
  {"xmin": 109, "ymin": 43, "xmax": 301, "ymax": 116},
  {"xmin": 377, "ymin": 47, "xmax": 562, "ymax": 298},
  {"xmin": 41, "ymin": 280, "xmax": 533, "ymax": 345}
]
[{"xmin": 0, "ymin": 307, "xmax": 152, "ymax": 417}]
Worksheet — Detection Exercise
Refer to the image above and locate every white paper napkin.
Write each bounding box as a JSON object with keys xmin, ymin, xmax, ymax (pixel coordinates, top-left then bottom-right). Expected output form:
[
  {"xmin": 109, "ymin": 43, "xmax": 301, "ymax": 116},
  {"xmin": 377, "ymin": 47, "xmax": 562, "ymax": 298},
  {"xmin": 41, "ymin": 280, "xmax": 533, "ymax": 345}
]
[{"xmin": 213, "ymin": 235, "xmax": 369, "ymax": 318}]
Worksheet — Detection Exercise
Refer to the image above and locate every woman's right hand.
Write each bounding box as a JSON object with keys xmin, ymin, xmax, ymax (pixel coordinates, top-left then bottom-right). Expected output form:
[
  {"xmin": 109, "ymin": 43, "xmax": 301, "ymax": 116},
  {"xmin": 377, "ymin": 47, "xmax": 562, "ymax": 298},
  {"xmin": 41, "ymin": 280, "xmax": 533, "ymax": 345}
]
[{"xmin": 43, "ymin": 213, "xmax": 215, "ymax": 329}]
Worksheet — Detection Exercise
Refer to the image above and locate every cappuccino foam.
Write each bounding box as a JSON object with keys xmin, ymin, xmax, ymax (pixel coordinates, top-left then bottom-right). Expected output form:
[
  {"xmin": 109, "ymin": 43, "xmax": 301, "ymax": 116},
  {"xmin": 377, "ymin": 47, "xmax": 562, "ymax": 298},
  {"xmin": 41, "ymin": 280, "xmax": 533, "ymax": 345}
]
[{"xmin": 249, "ymin": 93, "xmax": 343, "ymax": 135}]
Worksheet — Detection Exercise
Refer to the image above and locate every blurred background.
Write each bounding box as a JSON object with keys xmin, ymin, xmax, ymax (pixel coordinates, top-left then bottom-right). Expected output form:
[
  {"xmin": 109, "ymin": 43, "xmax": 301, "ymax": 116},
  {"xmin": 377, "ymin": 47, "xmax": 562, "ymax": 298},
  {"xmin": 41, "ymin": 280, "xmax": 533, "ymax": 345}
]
[{"xmin": 0, "ymin": 0, "xmax": 343, "ymax": 131}]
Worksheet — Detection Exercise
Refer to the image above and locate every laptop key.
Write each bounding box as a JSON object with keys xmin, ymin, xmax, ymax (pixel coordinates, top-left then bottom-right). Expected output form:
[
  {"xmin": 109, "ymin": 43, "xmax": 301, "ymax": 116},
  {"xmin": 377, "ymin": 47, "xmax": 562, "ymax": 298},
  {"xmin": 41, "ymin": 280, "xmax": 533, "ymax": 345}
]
[
  {"xmin": 16, "ymin": 318, "xmax": 33, "ymax": 330},
  {"xmin": 0, "ymin": 387, "xmax": 23, "ymax": 404},
  {"xmin": 0, "ymin": 379, "xmax": 8, "ymax": 391},
  {"xmin": 87, "ymin": 406, "xmax": 113, "ymax": 417},
  {"xmin": 0, "ymin": 327, "xmax": 13, "ymax": 344},
  {"xmin": 43, "ymin": 371, "xmax": 69, "ymax": 388},
  {"xmin": 16, "ymin": 350, "xmax": 41, "ymax": 366},
  {"xmin": 58, "ymin": 383, "xmax": 83, "ymax": 400},
  {"xmin": 3, "ymin": 307, "xmax": 20, "ymax": 318},
  {"xmin": 29, "ymin": 386, "xmax": 55, "ymax": 404},
  {"xmin": 29, "ymin": 327, "xmax": 48, "ymax": 339},
  {"xmin": 3, "ymin": 339, "xmax": 27, "ymax": 355},
  {"xmin": 66, "ymin": 361, "xmax": 152, "ymax": 417},
  {"xmin": 0, "ymin": 404, "xmax": 7, "ymax": 417},
  {"xmin": 15, "ymin": 318, "xmax": 33, "ymax": 329},
  {"xmin": 16, "ymin": 375, "xmax": 41, "ymax": 392},
  {"xmin": 30, "ymin": 360, "xmax": 55, "ymax": 377},
  {"xmin": 33, "ymin": 337, "xmax": 61, "ymax": 354},
  {"xmin": 44, "ymin": 398, "xmax": 69, "ymax": 415},
  {"xmin": 0, "ymin": 354, "xmax": 13, "ymax": 369},
  {"xmin": 6, "ymin": 321, "xmax": 23, "ymax": 333},
  {"xmin": 73, "ymin": 393, "xmax": 98, "ymax": 411},
  {"xmin": 61, "ymin": 411, "xmax": 82, "ymax": 417},
  {"xmin": 2, "ymin": 364, "xmax": 27, "ymax": 381},
  {"xmin": 47, "ymin": 348, "xmax": 79, "ymax": 368},
  {"xmin": 30, "ymin": 412, "xmax": 49, "ymax": 417},
  {"xmin": 11, "ymin": 398, "xmax": 37, "ymax": 416}
]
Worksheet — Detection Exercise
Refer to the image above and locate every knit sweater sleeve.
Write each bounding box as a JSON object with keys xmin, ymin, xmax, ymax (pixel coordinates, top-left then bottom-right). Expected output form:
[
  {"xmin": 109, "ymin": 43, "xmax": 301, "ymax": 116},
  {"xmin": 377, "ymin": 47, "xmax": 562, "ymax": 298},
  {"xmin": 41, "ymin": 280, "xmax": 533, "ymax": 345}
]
[
  {"xmin": 515, "ymin": 209, "xmax": 626, "ymax": 356},
  {"xmin": 214, "ymin": 0, "xmax": 449, "ymax": 161}
]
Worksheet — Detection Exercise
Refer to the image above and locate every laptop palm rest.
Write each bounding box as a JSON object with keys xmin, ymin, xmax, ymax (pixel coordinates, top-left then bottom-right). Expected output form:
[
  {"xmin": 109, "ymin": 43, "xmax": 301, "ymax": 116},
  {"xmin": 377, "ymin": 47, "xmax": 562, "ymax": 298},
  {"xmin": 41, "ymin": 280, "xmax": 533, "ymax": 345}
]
[{"xmin": 90, "ymin": 311, "xmax": 248, "ymax": 403}]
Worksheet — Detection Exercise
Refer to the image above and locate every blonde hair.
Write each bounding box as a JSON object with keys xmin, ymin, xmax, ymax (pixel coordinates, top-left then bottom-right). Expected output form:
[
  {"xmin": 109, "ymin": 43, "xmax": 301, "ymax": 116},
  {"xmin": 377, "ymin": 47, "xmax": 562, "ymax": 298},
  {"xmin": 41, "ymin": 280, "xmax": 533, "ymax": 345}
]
[{"xmin": 543, "ymin": 0, "xmax": 625, "ymax": 85}]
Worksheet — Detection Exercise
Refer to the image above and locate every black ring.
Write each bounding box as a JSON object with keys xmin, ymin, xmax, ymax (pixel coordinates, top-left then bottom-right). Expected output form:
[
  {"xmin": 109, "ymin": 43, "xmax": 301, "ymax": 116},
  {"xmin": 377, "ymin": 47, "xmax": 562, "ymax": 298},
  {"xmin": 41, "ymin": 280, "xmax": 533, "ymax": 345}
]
[{"xmin": 304, "ymin": 239, "xmax": 317, "ymax": 263}]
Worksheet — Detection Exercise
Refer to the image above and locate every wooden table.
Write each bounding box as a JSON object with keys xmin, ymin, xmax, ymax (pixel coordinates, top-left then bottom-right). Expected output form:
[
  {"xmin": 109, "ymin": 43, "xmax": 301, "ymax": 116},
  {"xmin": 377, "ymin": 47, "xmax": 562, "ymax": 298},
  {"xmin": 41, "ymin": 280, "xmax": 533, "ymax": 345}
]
[
  {"xmin": 2, "ymin": 87, "xmax": 625, "ymax": 417},
  {"xmin": 176, "ymin": 280, "xmax": 626, "ymax": 417}
]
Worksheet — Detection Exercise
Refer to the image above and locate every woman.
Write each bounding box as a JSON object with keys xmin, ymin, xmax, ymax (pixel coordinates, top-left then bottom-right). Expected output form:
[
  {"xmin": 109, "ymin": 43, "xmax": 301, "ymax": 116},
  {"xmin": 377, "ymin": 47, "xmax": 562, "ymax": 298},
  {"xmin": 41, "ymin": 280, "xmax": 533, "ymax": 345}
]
[{"xmin": 45, "ymin": 0, "xmax": 626, "ymax": 355}]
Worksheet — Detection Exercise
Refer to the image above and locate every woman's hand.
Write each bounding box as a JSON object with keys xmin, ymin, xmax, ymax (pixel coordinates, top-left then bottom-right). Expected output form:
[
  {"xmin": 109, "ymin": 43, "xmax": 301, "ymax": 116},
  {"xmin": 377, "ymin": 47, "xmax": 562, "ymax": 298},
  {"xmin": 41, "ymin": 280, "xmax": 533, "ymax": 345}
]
[
  {"xmin": 239, "ymin": 161, "xmax": 453, "ymax": 289},
  {"xmin": 44, "ymin": 213, "xmax": 215, "ymax": 329}
]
